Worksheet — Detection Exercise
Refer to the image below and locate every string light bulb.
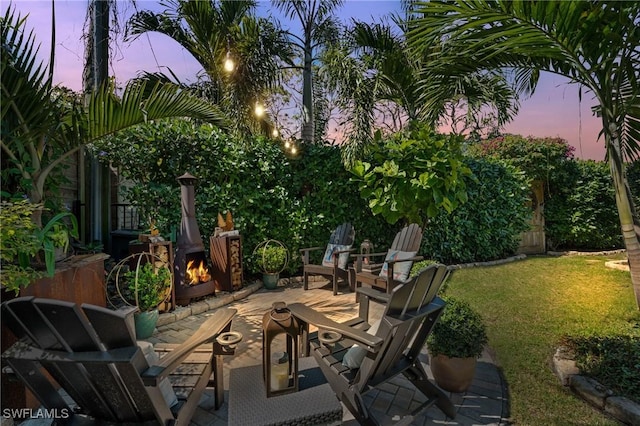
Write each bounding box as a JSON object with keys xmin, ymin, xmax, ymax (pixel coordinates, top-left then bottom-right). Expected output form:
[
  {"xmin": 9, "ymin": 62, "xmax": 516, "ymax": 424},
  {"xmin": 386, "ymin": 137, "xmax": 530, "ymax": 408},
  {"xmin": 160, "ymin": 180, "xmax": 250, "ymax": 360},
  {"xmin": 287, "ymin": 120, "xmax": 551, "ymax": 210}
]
[
  {"xmin": 284, "ymin": 140, "xmax": 291, "ymax": 149},
  {"xmin": 224, "ymin": 51, "xmax": 234, "ymax": 73},
  {"xmin": 254, "ymin": 102, "xmax": 265, "ymax": 118},
  {"xmin": 291, "ymin": 145, "xmax": 297, "ymax": 155},
  {"xmin": 272, "ymin": 128, "xmax": 279, "ymax": 138}
]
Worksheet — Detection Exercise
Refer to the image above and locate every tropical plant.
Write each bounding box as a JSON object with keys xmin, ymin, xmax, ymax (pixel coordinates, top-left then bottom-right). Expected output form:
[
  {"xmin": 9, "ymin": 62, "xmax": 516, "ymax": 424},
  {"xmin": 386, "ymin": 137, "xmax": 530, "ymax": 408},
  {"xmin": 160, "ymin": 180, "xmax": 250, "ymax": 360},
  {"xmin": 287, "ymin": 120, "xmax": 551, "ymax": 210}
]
[
  {"xmin": 408, "ymin": 0, "xmax": 640, "ymax": 308},
  {"xmin": 0, "ymin": 6, "xmax": 228, "ymax": 227},
  {"xmin": 427, "ymin": 296, "xmax": 488, "ymax": 359},
  {"xmin": 123, "ymin": 262, "xmax": 172, "ymax": 312},
  {"xmin": 0, "ymin": 200, "xmax": 79, "ymax": 293},
  {"xmin": 127, "ymin": 0, "xmax": 292, "ymax": 136},
  {"xmin": 322, "ymin": 19, "xmax": 519, "ymax": 163},
  {"xmin": 273, "ymin": 0, "xmax": 344, "ymax": 144},
  {"xmin": 350, "ymin": 125, "xmax": 472, "ymax": 225}
]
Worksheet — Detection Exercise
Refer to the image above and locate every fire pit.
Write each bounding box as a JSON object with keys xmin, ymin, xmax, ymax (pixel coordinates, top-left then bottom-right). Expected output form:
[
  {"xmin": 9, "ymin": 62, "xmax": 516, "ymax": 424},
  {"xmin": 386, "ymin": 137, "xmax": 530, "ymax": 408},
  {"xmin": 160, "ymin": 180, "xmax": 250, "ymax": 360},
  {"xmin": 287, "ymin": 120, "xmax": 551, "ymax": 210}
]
[{"xmin": 174, "ymin": 172, "xmax": 216, "ymax": 305}]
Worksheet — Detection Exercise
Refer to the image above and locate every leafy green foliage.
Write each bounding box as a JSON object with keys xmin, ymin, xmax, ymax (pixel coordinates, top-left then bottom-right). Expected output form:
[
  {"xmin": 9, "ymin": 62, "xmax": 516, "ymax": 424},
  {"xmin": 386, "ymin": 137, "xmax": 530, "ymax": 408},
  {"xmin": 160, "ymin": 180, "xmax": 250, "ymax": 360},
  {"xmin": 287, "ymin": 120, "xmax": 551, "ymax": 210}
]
[
  {"xmin": 545, "ymin": 160, "xmax": 623, "ymax": 250},
  {"xmin": 427, "ymin": 296, "xmax": 488, "ymax": 358},
  {"xmin": 351, "ymin": 126, "xmax": 471, "ymax": 225},
  {"xmin": 123, "ymin": 262, "xmax": 171, "ymax": 312},
  {"xmin": 0, "ymin": 200, "xmax": 43, "ymax": 293},
  {"xmin": 96, "ymin": 120, "xmax": 395, "ymax": 275},
  {"xmin": 563, "ymin": 335, "xmax": 640, "ymax": 404},
  {"xmin": 253, "ymin": 243, "xmax": 288, "ymax": 274},
  {"xmin": 467, "ymin": 134, "xmax": 575, "ymax": 182},
  {"xmin": 421, "ymin": 158, "xmax": 531, "ymax": 263},
  {"xmin": 0, "ymin": 200, "xmax": 79, "ymax": 293}
]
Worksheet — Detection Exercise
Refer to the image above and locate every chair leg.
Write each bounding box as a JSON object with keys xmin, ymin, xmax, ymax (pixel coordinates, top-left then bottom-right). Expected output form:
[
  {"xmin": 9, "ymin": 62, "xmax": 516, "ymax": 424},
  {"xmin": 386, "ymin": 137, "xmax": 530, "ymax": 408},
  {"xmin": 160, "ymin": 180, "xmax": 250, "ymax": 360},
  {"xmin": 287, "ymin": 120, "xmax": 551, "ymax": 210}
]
[
  {"xmin": 404, "ymin": 363, "xmax": 456, "ymax": 420},
  {"xmin": 332, "ymin": 275, "xmax": 338, "ymax": 296},
  {"xmin": 341, "ymin": 391, "xmax": 379, "ymax": 426},
  {"xmin": 303, "ymin": 271, "xmax": 309, "ymax": 290}
]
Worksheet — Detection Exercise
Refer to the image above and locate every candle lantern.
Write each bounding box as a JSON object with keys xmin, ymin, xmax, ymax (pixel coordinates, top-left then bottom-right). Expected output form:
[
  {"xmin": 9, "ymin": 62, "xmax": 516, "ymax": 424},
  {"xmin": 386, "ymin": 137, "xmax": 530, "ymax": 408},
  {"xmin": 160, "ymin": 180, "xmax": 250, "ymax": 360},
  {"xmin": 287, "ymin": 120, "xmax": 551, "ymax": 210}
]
[
  {"xmin": 360, "ymin": 239, "xmax": 374, "ymax": 265},
  {"xmin": 262, "ymin": 301, "xmax": 301, "ymax": 397}
]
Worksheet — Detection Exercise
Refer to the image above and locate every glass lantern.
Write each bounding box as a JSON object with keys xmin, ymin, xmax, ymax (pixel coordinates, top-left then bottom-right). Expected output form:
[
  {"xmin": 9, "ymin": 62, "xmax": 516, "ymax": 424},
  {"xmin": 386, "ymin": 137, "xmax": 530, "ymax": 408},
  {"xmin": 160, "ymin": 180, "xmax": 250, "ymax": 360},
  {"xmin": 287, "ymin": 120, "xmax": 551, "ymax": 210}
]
[
  {"xmin": 360, "ymin": 239, "xmax": 374, "ymax": 265},
  {"xmin": 262, "ymin": 302, "xmax": 301, "ymax": 397}
]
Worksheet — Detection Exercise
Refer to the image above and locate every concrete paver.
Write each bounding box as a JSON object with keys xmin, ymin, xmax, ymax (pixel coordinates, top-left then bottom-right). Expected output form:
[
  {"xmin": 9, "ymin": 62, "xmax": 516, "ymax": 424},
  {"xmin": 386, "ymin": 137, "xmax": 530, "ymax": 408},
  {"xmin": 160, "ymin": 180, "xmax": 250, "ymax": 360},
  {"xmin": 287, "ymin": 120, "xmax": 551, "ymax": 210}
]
[{"xmin": 150, "ymin": 277, "xmax": 510, "ymax": 425}]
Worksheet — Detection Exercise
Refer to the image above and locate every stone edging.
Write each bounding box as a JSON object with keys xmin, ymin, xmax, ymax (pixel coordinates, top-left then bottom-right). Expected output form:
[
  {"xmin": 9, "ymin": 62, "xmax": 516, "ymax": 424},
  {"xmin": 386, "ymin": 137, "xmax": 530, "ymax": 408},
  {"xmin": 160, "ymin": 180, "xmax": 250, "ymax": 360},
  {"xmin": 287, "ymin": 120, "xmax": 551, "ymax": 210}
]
[
  {"xmin": 447, "ymin": 253, "xmax": 527, "ymax": 270},
  {"xmin": 552, "ymin": 346, "xmax": 640, "ymax": 425}
]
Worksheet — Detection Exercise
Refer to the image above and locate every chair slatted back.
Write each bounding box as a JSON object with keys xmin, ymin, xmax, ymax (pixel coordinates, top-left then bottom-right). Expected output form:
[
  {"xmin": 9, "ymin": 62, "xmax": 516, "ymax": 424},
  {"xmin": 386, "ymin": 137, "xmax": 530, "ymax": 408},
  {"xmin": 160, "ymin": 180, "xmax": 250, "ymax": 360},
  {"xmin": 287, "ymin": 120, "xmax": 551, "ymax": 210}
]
[
  {"xmin": 1, "ymin": 297, "xmax": 158, "ymax": 423},
  {"xmin": 328, "ymin": 222, "xmax": 355, "ymax": 246},
  {"xmin": 355, "ymin": 265, "xmax": 449, "ymax": 389},
  {"xmin": 389, "ymin": 223, "xmax": 422, "ymax": 253}
]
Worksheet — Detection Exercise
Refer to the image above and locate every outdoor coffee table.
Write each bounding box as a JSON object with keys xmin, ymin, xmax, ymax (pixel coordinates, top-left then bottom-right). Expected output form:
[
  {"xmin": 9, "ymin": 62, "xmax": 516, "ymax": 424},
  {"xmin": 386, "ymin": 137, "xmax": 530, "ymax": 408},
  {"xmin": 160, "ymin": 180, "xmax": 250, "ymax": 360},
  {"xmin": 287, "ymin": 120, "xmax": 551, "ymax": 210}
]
[{"xmin": 228, "ymin": 356, "xmax": 342, "ymax": 425}]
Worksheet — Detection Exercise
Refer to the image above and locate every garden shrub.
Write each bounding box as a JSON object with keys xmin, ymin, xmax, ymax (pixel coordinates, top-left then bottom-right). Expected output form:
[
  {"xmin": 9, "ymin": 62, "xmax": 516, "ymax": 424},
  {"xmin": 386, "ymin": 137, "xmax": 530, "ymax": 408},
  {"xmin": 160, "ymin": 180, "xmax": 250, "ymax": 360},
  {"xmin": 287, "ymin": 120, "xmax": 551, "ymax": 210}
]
[
  {"xmin": 545, "ymin": 160, "xmax": 622, "ymax": 250},
  {"xmin": 96, "ymin": 120, "xmax": 395, "ymax": 275},
  {"xmin": 562, "ymin": 335, "xmax": 640, "ymax": 404},
  {"xmin": 421, "ymin": 157, "xmax": 531, "ymax": 264}
]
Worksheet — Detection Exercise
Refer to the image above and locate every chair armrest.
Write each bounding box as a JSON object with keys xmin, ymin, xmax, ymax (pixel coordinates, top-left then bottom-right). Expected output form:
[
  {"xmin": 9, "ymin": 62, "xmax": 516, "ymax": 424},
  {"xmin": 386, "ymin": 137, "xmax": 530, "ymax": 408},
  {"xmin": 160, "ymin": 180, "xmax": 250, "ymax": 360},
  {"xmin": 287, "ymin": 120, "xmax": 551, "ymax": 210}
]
[
  {"xmin": 288, "ymin": 303, "xmax": 382, "ymax": 350},
  {"xmin": 299, "ymin": 246, "xmax": 323, "ymax": 254},
  {"xmin": 350, "ymin": 251, "xmax": 388, "ymax": 260},
  {"xmin": 385, "ymin": 255, "xmax": 424, "ymax": 266},
  {"xmin": 143, "ymin": 308, "xmax": 237, "ymax": 383},
  {"xmin": 356, "ymin": 286, "xmax": 391, "ymax": 304}
]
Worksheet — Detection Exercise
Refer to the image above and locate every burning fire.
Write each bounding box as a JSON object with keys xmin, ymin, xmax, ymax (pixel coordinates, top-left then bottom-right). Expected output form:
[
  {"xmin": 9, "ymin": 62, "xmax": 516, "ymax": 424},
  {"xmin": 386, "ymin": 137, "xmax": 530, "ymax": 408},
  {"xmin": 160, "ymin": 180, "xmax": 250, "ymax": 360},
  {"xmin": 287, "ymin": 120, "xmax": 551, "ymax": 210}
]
[{"xmin": 186, "ymin": 260, "xmax": 211, "ymax": 285}]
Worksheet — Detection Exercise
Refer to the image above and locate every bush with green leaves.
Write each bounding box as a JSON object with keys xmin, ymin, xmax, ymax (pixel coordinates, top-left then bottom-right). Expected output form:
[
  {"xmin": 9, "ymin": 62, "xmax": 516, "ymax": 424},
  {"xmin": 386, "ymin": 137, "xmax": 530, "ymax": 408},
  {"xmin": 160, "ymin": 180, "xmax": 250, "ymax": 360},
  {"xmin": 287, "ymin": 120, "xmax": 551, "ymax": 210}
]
[
  {"xmin": 351, "ymin": 126, "xmax": 472, "ymax": 225},
  {"xmin": 562, "ymin": 335, "xmax": 639, "ymax": 404},
  {"xmin": 427, "ymin": 296, "xmax": 488, "ymax": 359},
  {"xmin": 123, "ymin": 262, "xmax": 172, "ymax": 312},
  {"xmin": 253, "ymin": 243, "xmax": 288, "ymax": 274},
  {"xmin": 421, "ymin": 157, "xmax": 531, "ymax": 264},
  {"xmin": 467, "ymin": 134, "xmax": 575, "ymax": 181},
  {"xmin": 96, "ymin": 120, "xmax": 395, "ymax": 275},
  {"xmin": 545, "ymin": 160, "xmax": 622, "ymax": 250}
]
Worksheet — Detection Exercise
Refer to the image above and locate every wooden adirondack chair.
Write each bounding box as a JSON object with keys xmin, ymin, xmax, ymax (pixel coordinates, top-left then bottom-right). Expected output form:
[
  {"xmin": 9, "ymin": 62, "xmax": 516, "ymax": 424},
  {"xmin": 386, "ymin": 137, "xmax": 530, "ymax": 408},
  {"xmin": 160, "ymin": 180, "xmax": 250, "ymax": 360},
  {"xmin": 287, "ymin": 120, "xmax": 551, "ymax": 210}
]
[
  {"xmin": 288, "ymin": 264, "xmax": 456, "ymax": 426},
  {"xmin": 300, "ymin": 222, "xmax": 356, "ymax": 295},
  {"xmin": 1, "ymin": 297, "xmax": 242, "ymax": 425},
  {"xmin": 351, "ymin": 223, "xmax": 424, "ymax": 294}
]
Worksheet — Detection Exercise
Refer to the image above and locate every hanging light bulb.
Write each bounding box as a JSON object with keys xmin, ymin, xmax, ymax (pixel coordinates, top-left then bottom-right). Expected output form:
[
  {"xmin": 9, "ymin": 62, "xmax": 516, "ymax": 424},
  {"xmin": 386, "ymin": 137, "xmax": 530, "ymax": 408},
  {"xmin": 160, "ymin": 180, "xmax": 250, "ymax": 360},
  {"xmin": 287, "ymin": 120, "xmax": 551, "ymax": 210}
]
[
  {"xmin": 254, "ymin": 102, "xmax": 265, "ymax": 118},
  {"xmin": 272, "ymin": 128, "xmax": 279, "ymax": 138},
  {"xmin": 224, "ymin": 51, "xmax": 234, "ymax": 73},
  {"xmin": 284, "ymin": 140, "xmax": 291, "ymax": 149},
  {"xmin": 291, "ymin": 145, "xmax": 297, "ymax": 155}
]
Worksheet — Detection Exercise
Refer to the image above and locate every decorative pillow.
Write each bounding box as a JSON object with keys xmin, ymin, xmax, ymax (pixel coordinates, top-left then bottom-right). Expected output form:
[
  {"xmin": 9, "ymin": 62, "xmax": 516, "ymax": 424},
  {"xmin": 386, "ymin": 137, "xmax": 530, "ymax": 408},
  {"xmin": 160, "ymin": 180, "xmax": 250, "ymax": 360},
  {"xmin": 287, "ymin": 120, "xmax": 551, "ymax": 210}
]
[
  {"xmin": 379, "ymin": 250, "xmax": 417, "ymax": 282},
  {"xmin": 137, "ymin": 341, "xmax": 178, "ymax": 408},
  {"xmin": 342, "ymin": 318, "xmax": 382, "ymax": 369},
  {"xmin": 322, "ymin": 243, "xmax": 351, "ymax": 269}
]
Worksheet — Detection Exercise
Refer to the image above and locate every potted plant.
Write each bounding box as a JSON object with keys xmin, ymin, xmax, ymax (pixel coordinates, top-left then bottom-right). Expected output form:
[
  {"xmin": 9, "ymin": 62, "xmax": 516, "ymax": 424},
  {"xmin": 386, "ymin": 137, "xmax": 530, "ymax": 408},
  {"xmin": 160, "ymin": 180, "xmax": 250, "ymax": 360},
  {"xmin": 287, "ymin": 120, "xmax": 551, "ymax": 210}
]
[
  {"xmin": 427, "ymin": 296, "xmax": 488, "ymax": 393},
  {"xmin": 0, "ymin": 200, "xmax": 79, "ymax": 294},
  {"xmin": 253, "ymin": 240, "xmax": 289, "ymax": 290},
  {"xmin": 123, "ymin": 261, "xmax": 172, "ymax": 339}
]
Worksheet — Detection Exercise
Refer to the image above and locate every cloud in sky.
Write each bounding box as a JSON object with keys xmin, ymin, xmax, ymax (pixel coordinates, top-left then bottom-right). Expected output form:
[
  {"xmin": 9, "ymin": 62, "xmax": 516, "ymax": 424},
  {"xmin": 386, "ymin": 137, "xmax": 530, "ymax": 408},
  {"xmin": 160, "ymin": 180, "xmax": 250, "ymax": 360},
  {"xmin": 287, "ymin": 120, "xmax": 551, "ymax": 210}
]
[{"xmin": 10, "ymin": 0, "xmax": 604, "ymax": 160}]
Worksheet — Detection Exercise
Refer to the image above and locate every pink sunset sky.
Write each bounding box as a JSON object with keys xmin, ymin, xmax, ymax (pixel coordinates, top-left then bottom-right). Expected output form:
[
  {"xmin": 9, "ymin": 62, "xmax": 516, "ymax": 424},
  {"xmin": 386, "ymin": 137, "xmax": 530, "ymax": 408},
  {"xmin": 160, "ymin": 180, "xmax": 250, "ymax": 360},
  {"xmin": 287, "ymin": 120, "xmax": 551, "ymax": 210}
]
[{"xmin": 11, "ymin": 0, "xmax": 605, "ymax": 160}]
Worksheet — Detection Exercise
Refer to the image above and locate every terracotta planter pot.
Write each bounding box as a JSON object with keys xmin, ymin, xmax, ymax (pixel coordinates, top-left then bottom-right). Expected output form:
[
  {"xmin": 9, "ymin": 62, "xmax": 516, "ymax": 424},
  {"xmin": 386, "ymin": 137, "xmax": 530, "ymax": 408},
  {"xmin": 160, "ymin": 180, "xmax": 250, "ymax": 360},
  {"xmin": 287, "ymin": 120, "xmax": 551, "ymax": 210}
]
[{"xmin": 430, "ymin": 353, "xmax": 477, "ymax": 393}]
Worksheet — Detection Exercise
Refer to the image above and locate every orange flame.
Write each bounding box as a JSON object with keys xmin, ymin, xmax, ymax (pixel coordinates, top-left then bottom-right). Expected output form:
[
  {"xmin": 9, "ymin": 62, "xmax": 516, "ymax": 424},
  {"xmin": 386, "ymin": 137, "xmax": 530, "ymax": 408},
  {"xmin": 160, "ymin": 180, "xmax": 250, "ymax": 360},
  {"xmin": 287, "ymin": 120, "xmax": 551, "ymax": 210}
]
[{"xmin": 186, "ymin": 260, "xmax": 211, "ymax": 285}]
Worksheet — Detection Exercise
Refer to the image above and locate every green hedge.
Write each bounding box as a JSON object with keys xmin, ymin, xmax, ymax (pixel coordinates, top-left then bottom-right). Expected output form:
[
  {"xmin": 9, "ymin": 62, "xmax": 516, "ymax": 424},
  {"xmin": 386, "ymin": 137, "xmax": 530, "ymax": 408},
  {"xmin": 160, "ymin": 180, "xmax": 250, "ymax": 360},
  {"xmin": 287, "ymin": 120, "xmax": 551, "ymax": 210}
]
[
  {"xmin": 421, "ymin": 157, "xmax": 531, "ymax": 263},
  {"xmin": 545, "ymin": 160, "xmax": 622, "ymax": 250},
  {"xmin": 97, "ymin": 120, "xmax": 396, "ymax": 275}
]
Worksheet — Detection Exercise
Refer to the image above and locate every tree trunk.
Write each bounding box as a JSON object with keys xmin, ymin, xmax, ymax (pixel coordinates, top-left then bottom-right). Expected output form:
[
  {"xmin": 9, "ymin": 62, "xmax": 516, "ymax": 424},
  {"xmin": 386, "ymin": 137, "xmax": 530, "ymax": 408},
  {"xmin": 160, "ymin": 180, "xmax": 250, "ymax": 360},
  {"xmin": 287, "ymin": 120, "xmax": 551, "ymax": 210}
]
[
  {"xmin": 606, "ymin": 120, "xmax": 640, "ymax": 309},
  {"xmin": 301, "ymin": 46, "xmax": 314, "ymax": 144}
]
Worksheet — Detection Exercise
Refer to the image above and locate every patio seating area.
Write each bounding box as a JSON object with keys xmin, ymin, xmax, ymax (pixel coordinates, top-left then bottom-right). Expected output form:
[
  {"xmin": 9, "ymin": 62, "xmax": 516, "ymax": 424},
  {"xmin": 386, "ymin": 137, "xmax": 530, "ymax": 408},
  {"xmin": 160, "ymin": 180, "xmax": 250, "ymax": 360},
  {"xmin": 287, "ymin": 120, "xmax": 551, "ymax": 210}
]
[
  {"xmin": 4, "ymin": 276, "xmax": 508, "ymax": 426},
  {"xmin": 146, "ymin": 276, "xmax": 509, "ymax": 426}
]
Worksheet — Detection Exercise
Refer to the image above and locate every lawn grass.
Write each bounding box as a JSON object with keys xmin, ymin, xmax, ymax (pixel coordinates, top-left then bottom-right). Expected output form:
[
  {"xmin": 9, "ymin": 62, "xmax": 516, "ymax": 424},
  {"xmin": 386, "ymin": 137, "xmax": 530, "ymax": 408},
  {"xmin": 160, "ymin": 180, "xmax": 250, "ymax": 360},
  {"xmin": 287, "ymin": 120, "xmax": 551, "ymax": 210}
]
[{"xmin": 445, "ymin": 254, "xmax": 640, "ymax": 425}]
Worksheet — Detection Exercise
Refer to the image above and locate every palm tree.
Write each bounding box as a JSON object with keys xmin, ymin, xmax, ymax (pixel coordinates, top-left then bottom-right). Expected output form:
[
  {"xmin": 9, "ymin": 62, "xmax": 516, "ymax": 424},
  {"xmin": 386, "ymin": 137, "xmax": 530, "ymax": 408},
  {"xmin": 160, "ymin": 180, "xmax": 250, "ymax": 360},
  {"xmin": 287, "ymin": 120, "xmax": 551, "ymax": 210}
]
[
  {"xmin": 127, "ymin": 0, "xmax": 292, "ymax": 135},
  {"xmin": 272, "ymin": 0, "xmax": 344, "ymax": 144},
  {"xmin": 407, "ymin": 0, "xmax": 640, "ymax": 308},
  {"xmin": 1, "ymin": 7, "xmax": 228, "ymax": 226},
  {"xmin": 322, "ymin": 20, "xmax": 519, "ymax": 163}
]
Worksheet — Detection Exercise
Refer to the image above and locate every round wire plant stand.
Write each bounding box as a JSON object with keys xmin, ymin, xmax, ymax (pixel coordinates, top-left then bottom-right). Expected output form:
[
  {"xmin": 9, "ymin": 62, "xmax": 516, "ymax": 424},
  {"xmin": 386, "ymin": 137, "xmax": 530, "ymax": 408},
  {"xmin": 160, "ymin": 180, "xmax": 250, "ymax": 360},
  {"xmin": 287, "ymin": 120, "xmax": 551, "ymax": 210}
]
[
  {"xmin": 106, "ymin": 251, "xmax": 173, "ymax": 312},
  {"xmin": 253, "ymin": 239, "xmax": 289, "ymax": 275}
]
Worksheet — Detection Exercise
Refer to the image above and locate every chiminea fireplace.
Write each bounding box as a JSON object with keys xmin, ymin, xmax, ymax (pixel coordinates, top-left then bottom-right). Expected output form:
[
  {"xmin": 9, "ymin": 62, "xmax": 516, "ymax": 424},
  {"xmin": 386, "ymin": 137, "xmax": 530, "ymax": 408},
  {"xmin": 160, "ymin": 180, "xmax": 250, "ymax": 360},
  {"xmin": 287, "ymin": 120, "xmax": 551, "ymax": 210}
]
[{"xmin": 174, "ymin": 172, "xmax": 216, "ymax": 305}]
